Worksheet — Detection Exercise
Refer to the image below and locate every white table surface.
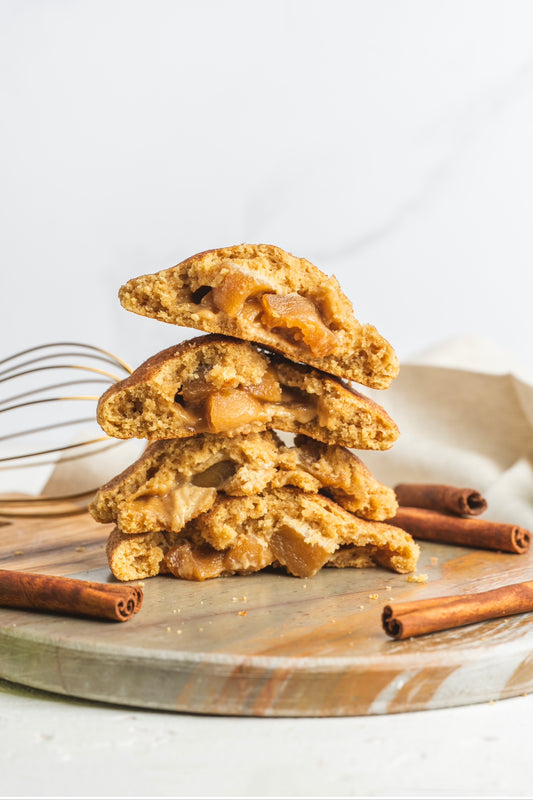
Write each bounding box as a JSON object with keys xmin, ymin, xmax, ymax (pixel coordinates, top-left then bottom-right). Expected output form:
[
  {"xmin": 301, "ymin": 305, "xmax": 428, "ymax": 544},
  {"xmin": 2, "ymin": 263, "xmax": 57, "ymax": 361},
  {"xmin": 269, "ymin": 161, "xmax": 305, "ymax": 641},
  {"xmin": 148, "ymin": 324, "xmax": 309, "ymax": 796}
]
[
  {"xmin": 2, "ymin": 675, "xmax": 532, "ymax": 798},
  {"xmin": 2, "ymin": 2, "xmax": 533, "ymax": 796}
]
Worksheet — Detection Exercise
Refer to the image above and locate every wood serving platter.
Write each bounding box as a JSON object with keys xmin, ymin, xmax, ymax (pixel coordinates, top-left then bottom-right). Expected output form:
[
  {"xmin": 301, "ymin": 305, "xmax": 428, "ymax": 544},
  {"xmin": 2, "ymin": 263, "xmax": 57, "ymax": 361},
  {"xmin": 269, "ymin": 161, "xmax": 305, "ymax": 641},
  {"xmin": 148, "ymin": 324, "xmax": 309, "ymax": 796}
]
[{"xmin": 1, "ymin": 510, "xmax": 533, "ymax": 716}]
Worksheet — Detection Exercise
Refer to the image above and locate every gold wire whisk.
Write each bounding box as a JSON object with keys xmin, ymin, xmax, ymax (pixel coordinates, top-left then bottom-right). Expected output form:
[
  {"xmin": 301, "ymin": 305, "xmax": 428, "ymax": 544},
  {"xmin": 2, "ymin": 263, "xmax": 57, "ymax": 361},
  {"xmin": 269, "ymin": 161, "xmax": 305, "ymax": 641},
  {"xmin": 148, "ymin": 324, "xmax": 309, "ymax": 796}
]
[{"xmin": 0, "ymin": 342, "xmax": 133, "ymax": 517}]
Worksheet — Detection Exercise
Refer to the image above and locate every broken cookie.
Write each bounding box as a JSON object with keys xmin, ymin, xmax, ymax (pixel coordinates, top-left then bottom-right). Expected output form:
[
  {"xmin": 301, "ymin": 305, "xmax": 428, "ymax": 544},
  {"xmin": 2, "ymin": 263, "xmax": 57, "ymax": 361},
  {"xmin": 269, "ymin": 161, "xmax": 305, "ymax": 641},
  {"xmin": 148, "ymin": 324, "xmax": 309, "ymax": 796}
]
[
  {"xmin": 118, "ymin": 243, "xmax": 399, "ymax": 389},
  {"xmin": 96, "ymin": 334, "xmax": 399, "ymax": 449},
  {"xmin": 89, "ymin": 430, "xmax": 398, "ymax": 534},
  {"xmin": 106, "ymin": 488, "xmax": 419, "ymax": 581}
]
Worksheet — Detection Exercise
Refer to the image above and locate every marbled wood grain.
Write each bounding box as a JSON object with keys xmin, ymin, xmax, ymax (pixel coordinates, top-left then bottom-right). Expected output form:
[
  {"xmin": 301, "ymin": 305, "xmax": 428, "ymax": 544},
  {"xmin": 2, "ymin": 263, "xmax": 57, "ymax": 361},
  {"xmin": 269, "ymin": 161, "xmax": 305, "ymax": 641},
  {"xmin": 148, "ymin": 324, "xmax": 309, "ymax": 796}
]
[
  {"xmin": 0, "ymin": 510, "xmax": 109, "ymax": 574},
  {"xmin": 1, "ymin": 509, "xmax": 533, "ymax": 715}
]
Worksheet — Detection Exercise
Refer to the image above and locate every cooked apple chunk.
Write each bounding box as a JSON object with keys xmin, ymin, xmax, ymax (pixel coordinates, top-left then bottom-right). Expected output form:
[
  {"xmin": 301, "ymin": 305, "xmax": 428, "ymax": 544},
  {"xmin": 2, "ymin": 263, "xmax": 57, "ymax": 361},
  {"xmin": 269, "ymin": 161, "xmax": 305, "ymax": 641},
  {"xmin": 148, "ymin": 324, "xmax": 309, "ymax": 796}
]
[{"xmin": 260, "ymin": 292, "xmax": 338, "ymax": 358}]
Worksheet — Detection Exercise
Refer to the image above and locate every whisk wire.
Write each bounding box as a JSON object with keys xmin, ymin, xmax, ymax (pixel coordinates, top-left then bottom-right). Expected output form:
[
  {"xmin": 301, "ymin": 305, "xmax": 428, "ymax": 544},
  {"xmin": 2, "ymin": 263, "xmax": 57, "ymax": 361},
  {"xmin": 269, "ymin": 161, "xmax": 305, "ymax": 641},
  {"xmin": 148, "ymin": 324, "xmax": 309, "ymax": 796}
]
[
  {"xmin": 0, "ymin": 352, "xmax": 127, "ymax": 380},
  {"xmin": 0, "ymin": 363, "xmax": 128, "ymax": 387},
  {"xmin": 0, "ymin": 438, "xmax": 129, "ymax": 472},
  {"xmin": 0, "ymin": 435, "xmax": 112, "ymax": 463},
  {"xmin": 0, "ymin": 341, "xmax": 133, "ymax": 374},
  {"xmin": 0, "ymin": 415, "xmax": 96, "ymax": 443},
  {"xmin": 0, "ymin": 378, "xmax": 112, "ymax": 408}
]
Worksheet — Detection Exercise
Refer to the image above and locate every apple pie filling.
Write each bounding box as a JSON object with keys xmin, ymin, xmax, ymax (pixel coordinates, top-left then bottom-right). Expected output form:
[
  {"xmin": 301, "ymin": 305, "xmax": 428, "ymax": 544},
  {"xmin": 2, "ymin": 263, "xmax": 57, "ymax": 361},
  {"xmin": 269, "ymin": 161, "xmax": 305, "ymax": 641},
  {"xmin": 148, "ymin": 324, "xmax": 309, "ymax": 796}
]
[
  {"xmin": 112, "ymin": 458, "xmax": 243, "ymax": 534},
  {"xmin": 127, "ymin": 482, "xmax": 216, "ymax": 533},
  {"xmin": 164, "ymin": 521, "xmax": 336, "ymax": 581},
  {"xmin": 190, "ymin": 264, "xmax": 340, "ymax": 358},
  {"xmin": 168, "ymin": 365, "xmax": 318, "ymax": 436}
]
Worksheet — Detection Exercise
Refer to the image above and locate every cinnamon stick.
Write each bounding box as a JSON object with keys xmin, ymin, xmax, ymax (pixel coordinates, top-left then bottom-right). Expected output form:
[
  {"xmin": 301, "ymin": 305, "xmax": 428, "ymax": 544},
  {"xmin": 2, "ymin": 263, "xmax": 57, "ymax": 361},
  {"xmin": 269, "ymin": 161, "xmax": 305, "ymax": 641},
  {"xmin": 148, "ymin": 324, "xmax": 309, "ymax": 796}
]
[
  {"xmin": 388, "ymin": 507, "xmax": 530, "ymax": 554},
  {"xmin": 382, "ymin": 581, "xmax": 533, "ymax": 639},
  {"xmin": 394, "ymin": 482, "xmax": 487, "ymax": 516},
  {"xmin": 0, "ymin": 569, "xmax": 143, "ymax": 621},
  {"xmin": 83, "ymin": 579, "xmax": 144, "ymax": 613}
]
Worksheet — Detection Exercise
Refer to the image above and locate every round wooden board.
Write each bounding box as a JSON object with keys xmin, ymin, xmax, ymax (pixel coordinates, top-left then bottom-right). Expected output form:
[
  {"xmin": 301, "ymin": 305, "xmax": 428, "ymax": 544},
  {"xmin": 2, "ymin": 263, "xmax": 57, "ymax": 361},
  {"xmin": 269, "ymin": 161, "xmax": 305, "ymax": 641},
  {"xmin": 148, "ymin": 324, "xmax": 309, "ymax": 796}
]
[{"xmin": 1, "ymin": 511, "xmax": 533, "ymax": 716}]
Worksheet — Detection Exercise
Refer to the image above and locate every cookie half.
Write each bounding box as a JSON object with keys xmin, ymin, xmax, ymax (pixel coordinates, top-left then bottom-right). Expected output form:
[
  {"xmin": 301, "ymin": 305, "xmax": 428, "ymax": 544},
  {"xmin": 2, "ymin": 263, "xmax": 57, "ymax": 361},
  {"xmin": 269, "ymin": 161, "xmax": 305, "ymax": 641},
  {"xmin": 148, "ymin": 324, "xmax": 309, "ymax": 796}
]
[
  {"xmin": 106, "ymin": 489, "xmax": 418, "ymax": 582},
  {"xmin": 118, "ymin": 243, "xmax": 399, "ymax": 389},
  {"xmin": 96, "ymin": 335, "xmax": 399, "ymax": 449},
  {"xmin": 89, "ymin": 430, "xmax": 398, "ymax": 534}
]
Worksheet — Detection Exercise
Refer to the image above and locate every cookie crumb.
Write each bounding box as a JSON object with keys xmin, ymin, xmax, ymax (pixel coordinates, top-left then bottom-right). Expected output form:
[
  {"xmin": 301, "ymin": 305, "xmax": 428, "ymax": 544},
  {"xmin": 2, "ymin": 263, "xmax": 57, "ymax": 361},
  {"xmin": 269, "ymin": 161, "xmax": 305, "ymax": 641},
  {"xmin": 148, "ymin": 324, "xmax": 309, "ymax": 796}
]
[
  {"xmin": 407, "ymin": 573, "xmax": 428, "ymax": 583},
  {"xmin": 368, "ymin": 593, "xmax": 379, "ymax": 600},
  {"xmin": 238, "ymin": 610, "xmax": 247, "ymax": 616}
]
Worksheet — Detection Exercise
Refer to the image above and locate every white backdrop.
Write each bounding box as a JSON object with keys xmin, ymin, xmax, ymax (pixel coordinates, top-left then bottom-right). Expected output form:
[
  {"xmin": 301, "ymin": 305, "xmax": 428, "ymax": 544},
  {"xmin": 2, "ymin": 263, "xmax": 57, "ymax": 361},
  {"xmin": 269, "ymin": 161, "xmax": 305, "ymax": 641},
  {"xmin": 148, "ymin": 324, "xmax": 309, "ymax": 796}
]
[{"xmin": 1, "ymin": 0, "xmax": 533, "ymax": 371}]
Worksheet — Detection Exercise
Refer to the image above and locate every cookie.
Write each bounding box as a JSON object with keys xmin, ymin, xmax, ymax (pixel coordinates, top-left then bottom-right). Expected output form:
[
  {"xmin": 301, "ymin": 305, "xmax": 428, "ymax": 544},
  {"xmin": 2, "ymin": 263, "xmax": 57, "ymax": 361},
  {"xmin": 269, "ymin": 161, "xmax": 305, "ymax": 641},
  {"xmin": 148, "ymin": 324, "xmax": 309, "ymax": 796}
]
[
  {"xmin": 106, "ymin": 488, "xmax": 418, "ymax": 581},
  {"xmin": 96, "ymin": 334, "xmax": 399, "ymax": 449},
  {"xmin": 89, "ymin": 430, "xmax": 398, "ymax": 533},
  {"xmin": 118, "ymin": 243, "xmax": 399, "ymax": 389}
]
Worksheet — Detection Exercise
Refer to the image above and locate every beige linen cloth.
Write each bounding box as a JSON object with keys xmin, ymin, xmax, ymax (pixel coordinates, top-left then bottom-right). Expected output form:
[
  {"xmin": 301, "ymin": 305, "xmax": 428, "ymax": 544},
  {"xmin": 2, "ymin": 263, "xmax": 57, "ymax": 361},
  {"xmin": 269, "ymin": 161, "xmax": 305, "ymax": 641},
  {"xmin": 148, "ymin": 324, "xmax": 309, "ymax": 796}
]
[
  {"xmin": 3, "ymin": 337, "xmax": 533, "ymax": 533},
  {"xmin": 363, "ymin": 338, "xmax": 533, "ymax": 531}
]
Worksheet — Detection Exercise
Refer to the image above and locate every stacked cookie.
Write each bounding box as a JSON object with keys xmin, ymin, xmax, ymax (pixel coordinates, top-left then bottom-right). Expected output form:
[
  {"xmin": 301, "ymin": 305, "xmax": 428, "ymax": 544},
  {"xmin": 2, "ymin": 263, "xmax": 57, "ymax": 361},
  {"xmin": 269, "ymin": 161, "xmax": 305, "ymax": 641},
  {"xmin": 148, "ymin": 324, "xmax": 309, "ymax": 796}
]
[{"xmin": 90, "ymin": 244, "xmax": 419, "ymax": 581}]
